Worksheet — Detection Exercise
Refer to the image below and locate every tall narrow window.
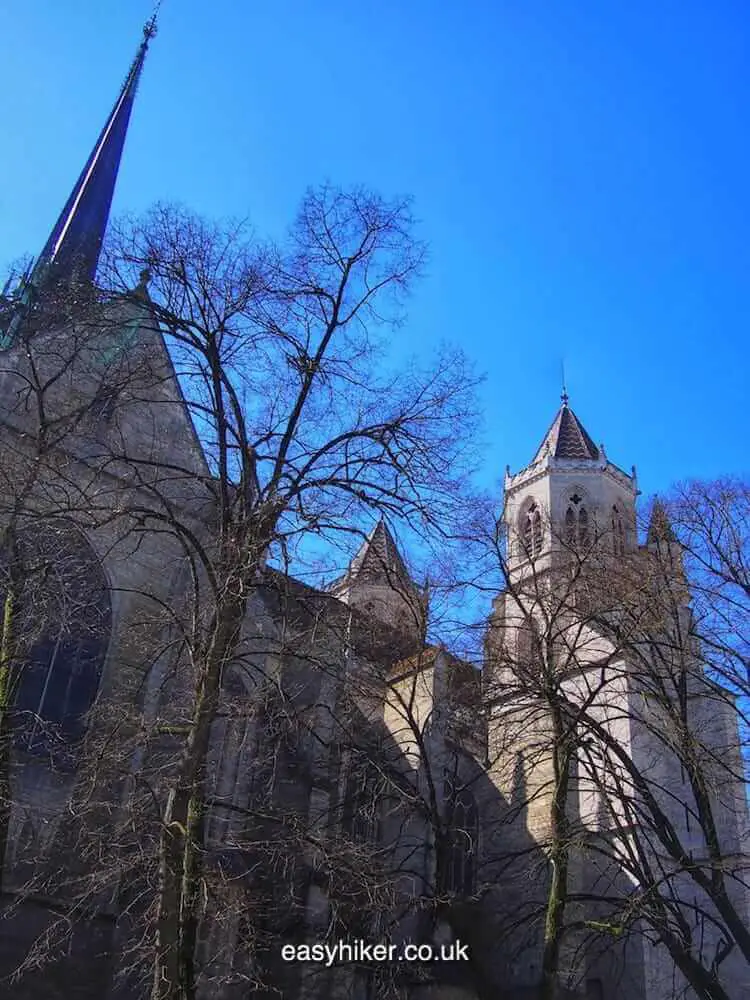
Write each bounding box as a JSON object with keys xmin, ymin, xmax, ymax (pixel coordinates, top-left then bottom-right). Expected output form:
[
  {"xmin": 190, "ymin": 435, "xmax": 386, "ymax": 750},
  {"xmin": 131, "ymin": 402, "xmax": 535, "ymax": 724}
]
[
  {"xmin": 612, "ymin": 506, "xmax": 625, "ymax": 556},
  {"xmin": 578, "ymin": 506, "xmax": 590, "ymax": 547},
  {"xmin": 522, "ymin": 503, "xmax": 543, "ymax": 558},
  {"xmin": 564, "ymin": 497, "xmax": 591, "ymax": 550},
  {"xmin": 517, "ymin": 620, "xmax": 543, "ymax": 674},
  {"xmin": 342, "ymin": 767, "xmax": 380, "ymax": 843},
  {"xmin": 565, "ymin": 507, "xmax": 576, "ymax": 546},
  {"xmin": 444, "ymin": 781, "xmax": 479, "ymax": 896}
]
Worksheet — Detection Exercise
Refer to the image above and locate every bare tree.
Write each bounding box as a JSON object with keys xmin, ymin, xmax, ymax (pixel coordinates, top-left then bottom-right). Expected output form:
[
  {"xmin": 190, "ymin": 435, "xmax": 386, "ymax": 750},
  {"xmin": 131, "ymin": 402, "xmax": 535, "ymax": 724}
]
[
  {"xmin": 483, "ymin": 494, "xmax": 750, "ymax": 1000},
  {"xmin": 0, "ymin": 187, "xmax": 481, "ymax": 1000},
  {"xmin": 0, "ymin": 274, "xmax": 157, "ymax": 898}
]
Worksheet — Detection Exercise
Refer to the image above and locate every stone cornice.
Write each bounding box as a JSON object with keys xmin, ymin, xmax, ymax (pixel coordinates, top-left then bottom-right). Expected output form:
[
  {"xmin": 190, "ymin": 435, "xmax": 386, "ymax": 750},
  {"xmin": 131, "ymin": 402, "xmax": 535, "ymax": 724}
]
[{"xmin": 505, "ymin": 455, "xmax": 636, "ymax": 496}]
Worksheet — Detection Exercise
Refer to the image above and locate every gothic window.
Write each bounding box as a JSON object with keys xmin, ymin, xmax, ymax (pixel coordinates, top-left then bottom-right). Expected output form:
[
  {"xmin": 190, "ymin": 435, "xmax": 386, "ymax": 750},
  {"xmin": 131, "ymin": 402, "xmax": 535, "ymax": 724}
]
[
  {"xmin": 522, "ymin": 503, "xmax": 543, "ymax": 558},
  {"xmin": 342, "ymin": 765, "xmax": 380, "ymax": 843},
  {"xmin": 564, "ymin": 496, "xmax": 590, "ymax": 550},
  {"xmin": 208, "ymin": 712, "xmax": 253, "ymax": 845},
  {"xmin": 611, "ymin": 506, "xmax": 626, "ymax": 556},
  {"xmin": 517, "ymin": 620, "xmax": 543, "ymax": 672},
  {"xmin": 565, "ymin": 507, "xmax": 576, "ymax": 547},
  {"xmin": 444, "ymin": 779, "xmax": 479, "ymax": 896},
  {"xmin": 578, "ymin": 506, "xmax": 589, "ymax": 547},
  {"xmin": 246, "ymin": 702, "xmax": 286, "ymax": 801},
  {"xmin": 9, "ymin": 523, "xmax": 111, "ymax": 769}
]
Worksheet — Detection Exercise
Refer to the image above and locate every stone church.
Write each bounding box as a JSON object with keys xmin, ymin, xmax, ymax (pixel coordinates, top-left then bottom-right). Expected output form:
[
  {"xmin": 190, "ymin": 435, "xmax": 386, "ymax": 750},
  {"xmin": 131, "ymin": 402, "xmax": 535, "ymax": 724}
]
[{"xmin": 0, "ymin": 14, "xmax": 747, "ymax": 1000}]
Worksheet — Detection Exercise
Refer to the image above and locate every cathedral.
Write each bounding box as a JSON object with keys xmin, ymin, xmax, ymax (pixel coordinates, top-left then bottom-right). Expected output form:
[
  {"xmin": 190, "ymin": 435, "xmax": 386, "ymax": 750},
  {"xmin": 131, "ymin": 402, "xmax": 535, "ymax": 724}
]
[{"xmin": 0, "ymin": 14, "xmax": 747, "ymax": 1000}]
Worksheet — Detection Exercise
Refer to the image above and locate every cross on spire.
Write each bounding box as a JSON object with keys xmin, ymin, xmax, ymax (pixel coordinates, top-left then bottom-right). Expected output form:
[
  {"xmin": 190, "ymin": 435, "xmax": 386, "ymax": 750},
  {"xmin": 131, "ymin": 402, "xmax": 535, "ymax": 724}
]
[{"xmin": 560, "ymin": 359, "xmax": 569, "ymax": 406}]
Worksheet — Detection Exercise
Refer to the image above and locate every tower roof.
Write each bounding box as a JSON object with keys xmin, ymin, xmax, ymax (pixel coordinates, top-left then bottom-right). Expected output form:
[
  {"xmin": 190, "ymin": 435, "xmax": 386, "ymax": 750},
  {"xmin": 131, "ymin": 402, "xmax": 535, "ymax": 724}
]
[
  {"xmin": 30, "ymin": 16, "xmax": 157, "ymax": 289},
  {"xmin": 532, "ymin": 397, "xmax": 600, "ymax": 463},
  {"xmin": 331, "ymin": 519, "xmax": 415, "ymax": 592},
  {"xmin": 647, "ymin": 499, "xmax": 678, "ymax": 546}
]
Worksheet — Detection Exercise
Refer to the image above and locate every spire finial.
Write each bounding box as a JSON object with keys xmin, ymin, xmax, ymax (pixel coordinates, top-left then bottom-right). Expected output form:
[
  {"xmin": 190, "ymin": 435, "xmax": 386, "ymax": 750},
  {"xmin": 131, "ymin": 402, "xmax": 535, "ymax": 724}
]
[
  {"xmin": 144, "ymin": 1, "xmax": 161, "ymax": 40},
  {"xmin": 560, "ymin": 359, "xmax": 568, "ymax": 406}
]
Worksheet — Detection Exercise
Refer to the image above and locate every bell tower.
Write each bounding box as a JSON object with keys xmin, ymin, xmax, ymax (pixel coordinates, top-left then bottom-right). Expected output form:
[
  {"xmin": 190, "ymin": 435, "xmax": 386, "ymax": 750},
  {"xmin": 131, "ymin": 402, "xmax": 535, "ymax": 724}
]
[{"xmin": 503, "ymin": 391, "xmax": 638, "ymax": 582}]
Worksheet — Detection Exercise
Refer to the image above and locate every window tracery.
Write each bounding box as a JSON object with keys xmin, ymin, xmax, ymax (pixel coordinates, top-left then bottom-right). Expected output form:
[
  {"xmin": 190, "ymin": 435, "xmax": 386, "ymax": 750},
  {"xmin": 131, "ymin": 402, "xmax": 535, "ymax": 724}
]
[
  {"xmin": 578, "ymin": 506, "xmax": 589, "ymax": 547},
  {"xmin": 564, "ymin": 493, "xmax": 591, "ymax": 549}
]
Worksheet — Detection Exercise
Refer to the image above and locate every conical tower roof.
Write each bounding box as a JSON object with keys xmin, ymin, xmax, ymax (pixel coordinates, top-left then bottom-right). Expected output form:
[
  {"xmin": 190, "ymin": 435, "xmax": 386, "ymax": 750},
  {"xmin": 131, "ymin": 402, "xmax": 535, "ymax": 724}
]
[
  {"xmin": 332, "ymin": 518, "xmax": 414, "ymax": 590},
  {"xmin": 532, "ymin": 395, "xmax": 600, "ymax": 463}
]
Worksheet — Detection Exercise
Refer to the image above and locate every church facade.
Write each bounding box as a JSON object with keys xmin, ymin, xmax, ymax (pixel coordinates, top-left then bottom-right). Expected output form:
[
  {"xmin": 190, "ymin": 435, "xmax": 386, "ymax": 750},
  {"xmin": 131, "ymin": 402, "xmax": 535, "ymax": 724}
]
[{"xmin": 0, "ymin": 14, "xmax": 747, "ymax": 1000}]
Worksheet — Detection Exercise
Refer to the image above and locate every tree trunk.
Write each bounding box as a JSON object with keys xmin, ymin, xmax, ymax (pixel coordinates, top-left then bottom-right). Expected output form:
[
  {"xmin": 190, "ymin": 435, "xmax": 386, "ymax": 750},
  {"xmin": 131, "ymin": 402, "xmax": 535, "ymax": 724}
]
[
  {"xmin": 151, "ymin": 591, "xmax": 245, "ymax": 1000},
  {"xmin": 540, "ymin": 704, "xmax": 573, "ymax": 1000},
  {"xmin": 0, "ymin": 586, "xmax": 15, "ymax": 892}
]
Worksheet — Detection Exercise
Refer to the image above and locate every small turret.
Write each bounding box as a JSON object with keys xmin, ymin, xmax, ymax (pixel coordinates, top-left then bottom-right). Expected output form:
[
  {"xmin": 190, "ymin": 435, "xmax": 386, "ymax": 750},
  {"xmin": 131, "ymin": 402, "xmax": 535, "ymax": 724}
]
[
  {"xmin": 643, "ymin": 497, "xmax": 691, "ymax": 621},
  {"xmin": 329, "ymin": 519, "xmax": 426, "ymax": 642},
  {"xmin": 646, "ymin": 499, "xmax": 678, "ymax": 547}
]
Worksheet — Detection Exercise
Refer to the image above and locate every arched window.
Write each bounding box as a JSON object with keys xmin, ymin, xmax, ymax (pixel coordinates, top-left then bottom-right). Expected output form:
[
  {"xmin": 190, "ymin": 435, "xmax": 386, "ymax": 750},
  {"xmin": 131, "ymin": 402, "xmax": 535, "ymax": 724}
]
[
  {"xmin": 8, "ymin": 523, "xmax": 111, "ymax": 769},
  {"xmin": 444, "ymin": 780, "xmax": 479, "ymax": 896},
  {"xmin": 342, "ymin": 766, "xmax": 381, "ymax": 843},
  {"xmin": 565, "ymin": 507, "xmax": 576, "ymax": 547},
  {"xmin": 522, "ymin": 503, "xmax": 543, "ymax": 559},
  {"xmin": 578, "ymin": 506, "xmax": 589, "ymax": 547},
  {"xmin": 611, "ymin": 506, "xmax": 625, "ymax": 556},
  {"xmin": 564, "ymin": 495, "xmax": 591, "ymax": 550},
  {"xmin": 517, "ymin": 620, "xmax": 544, "ymax": 673}
]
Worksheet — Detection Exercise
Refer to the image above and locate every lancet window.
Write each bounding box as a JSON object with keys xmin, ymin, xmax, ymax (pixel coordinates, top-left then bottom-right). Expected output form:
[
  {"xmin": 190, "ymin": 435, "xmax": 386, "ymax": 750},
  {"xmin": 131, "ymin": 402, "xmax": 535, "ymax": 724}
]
[
  {"xmin": 342, "ymin": 762, "xmax": 381, "ymax": 843},
  {"xmin": 522, "ymin": 503, "xmax": 543, "ymax": 558},
  {"xmin": 612, "ymin": 505, "xmax": 626, "ymax": 556},
  {"xmin": 564, "ymin": 493, "xmax": 590, "ymax": 549},
  {"xmin": 444, "ymin": 778, "xmax": 479, "ymax": 896}
]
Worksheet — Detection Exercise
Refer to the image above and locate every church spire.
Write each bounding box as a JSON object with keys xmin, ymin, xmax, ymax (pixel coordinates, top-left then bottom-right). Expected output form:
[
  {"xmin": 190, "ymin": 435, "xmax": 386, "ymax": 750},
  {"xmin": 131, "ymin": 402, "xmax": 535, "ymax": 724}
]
[{"xmin": 29, "ymin": 14, "xmax": 157, "ymax": 289}]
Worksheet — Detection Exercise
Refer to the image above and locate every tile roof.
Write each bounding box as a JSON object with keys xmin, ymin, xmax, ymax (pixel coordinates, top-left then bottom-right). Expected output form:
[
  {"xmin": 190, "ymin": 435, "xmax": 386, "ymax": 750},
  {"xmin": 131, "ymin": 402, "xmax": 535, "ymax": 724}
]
[
  {"xmin": 532, "ymin": 403, "xmax": 600, "ymax": 463},
  {"xmin": 329, "ymin": 518, "xmax": 414, "ymax": 592}
]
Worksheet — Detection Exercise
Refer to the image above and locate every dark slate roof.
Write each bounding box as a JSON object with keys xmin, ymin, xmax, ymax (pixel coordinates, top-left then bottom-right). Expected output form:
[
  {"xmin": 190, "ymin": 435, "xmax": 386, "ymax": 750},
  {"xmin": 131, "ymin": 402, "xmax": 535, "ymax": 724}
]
[
  {"xmin": 329, "ymin": 519, "xmax": 414, "ymax": 592},
  {"xmin": 533, "ymin": 403, "xmax": 600, "ymax": 463},
  {"xmin": 30, "ymin": 17, "xmax": 156, "ymax": 289}
]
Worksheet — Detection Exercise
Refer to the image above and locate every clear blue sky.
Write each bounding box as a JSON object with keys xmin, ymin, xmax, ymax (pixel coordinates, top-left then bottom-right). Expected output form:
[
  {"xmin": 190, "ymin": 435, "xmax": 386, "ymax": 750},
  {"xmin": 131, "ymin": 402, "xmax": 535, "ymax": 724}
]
[{"xmin": 2, "ymin": 1, "xmax": 748, "ymax": 502}]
